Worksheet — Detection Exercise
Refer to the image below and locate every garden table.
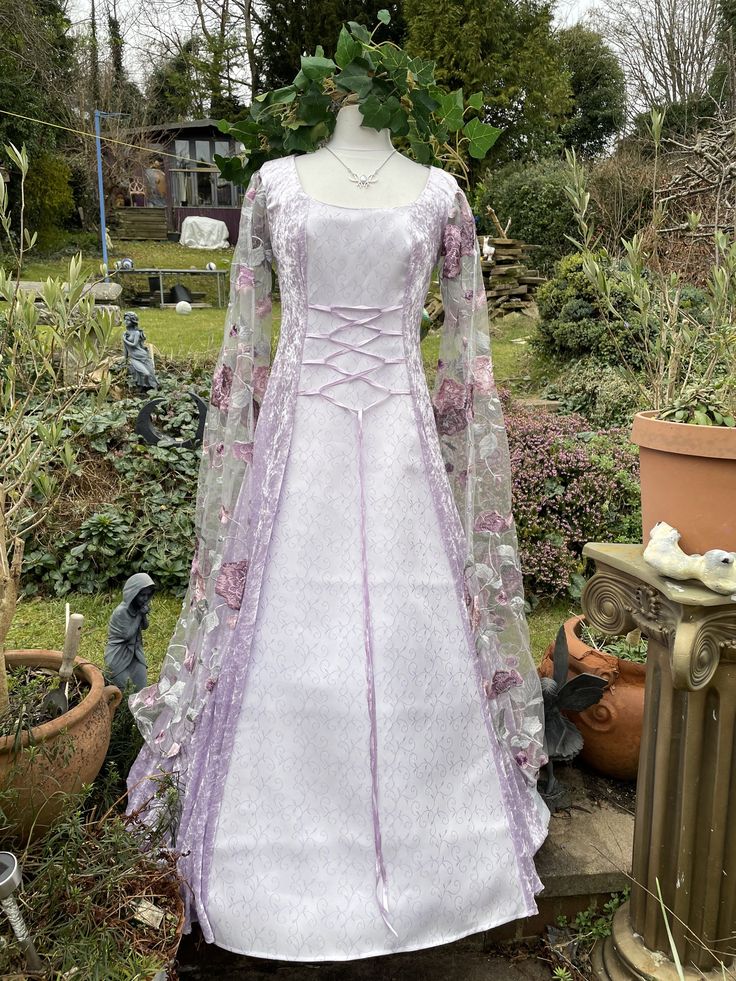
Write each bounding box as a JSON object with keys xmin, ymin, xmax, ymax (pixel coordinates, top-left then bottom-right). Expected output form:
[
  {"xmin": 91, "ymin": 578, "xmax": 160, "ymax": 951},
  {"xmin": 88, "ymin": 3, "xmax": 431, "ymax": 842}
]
[
  {"xmin": 581, "ymin": 542, "xmax": 736, "ymax": 978},
  {"xmin": 112, "ymin": 268, "xmax": 229, "ymax": 308}
]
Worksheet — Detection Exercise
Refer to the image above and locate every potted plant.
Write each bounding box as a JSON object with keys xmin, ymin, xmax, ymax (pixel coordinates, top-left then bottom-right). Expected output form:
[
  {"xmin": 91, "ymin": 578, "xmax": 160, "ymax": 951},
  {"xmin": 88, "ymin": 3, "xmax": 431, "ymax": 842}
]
[
  {"xmin": 539, "ymin": 614, "xmax": 647, "ymax": 781},
  {"xmin": 563, "ymin": 110, "xmax": 736, "ymax": 555},
  {"xmin": 0, "ymin": 143, "xmax": 120, "ymax": 840}
]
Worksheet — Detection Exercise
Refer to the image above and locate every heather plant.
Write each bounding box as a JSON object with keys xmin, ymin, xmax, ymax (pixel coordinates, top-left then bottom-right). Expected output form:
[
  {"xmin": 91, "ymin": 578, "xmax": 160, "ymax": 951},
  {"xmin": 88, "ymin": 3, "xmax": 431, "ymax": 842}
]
[{"xmin": 503, "ymin": 395, "xmax": 641, "ymax": 600}]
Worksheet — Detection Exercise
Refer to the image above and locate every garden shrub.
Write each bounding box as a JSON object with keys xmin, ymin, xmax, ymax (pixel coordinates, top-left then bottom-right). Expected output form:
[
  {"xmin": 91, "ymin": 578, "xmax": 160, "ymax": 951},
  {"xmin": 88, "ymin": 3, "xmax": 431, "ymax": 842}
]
[
  {"xmin": 545, "ymin": 356, "xmax": 643, "ymax": 428},
  {"xmin": 503, "ymin": 393, "xmax": 641, "ymax": 601},
  {"xmin": 22, "ymin": 363, "xmax": 211, "ymax": 597},
  {"xmin": 23, "ymin": 152, "xmax": 75, "ymax": 251},
  {"xmin": 472, "ymin": 158, "xmax": 578, "ymax": 273},
  {"xmin": 533, "ymin": 251, "xmax": 644, "ymax": 364}
]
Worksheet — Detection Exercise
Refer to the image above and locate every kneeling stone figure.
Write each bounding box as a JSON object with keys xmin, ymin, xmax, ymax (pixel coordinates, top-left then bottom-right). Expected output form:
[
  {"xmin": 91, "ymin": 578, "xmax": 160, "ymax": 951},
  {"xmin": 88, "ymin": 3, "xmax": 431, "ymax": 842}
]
[{"xmin": 105, "ymin": 573, "xmax": 155, "ymax": 692}]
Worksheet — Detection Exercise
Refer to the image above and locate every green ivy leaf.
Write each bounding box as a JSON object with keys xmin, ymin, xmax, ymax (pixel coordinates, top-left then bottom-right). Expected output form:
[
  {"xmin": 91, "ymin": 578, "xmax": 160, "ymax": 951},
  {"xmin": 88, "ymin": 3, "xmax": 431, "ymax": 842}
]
[
  {"xmin": 467, "ymin": 90, "xmax": 484, "ymax": 110},
  {"xmin": 408, "ymin": 136, "xmax": 433, "ymax": 164},
  {"xmin": 292, "ymin": 89, "xmax": 332, "ymax": 126},
  {"xmin": 437, "ymin": 92, "xmax": 464, "ymax": 132},
  {"xmin": 359, "ymin": 94, "xmax": 392, "ymax": 130},
  {"xmin": 463, "ymin": 117, "xmax": 502, "ymax": 159},
  {"xmin": 379, "ymin": 46, "xmax": 409, "ymax": 89},
  {"xmin": 334, "ymin": 61, "xmax": 373, "ymax": 98},
  {"xmin": 292, "ymin": 68, "xmax": 310, "ymax": 90},
  {"xmin": 347, "ymin": 20, "xmax": 371, "ymax": 43},
  {"xmin": 377, "ymin": 8, "xmax": 391, "ymax": 23},
  {"xmin": 300, "ymin": 55, "xmax": 337, "ymax": 82},
  {"xmin": 410, "ymin": 88, "xmax": 440, "ymax": 118},
  {"xmin": 335, "ymin": 26, "xmax": 363, "ymax": 68}
]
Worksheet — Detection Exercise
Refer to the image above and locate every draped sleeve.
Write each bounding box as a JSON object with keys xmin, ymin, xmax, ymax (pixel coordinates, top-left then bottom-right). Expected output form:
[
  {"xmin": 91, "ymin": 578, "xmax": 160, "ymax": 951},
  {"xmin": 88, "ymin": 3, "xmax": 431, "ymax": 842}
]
[
  {"xmin": 127, "ymin": 168, "xmax": 273, "ymax": 786},
  {"xmin": 432, "ymin": 181, "xmax": 548, "ymax": 800}
]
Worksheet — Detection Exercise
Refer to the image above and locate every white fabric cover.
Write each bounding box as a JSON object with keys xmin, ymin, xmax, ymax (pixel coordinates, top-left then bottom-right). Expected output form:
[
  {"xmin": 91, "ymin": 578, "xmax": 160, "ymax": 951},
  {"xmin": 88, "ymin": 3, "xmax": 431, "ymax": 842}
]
[{"xmin": 179, "ymin": 215, "xmax": 230, "ymax": 249}]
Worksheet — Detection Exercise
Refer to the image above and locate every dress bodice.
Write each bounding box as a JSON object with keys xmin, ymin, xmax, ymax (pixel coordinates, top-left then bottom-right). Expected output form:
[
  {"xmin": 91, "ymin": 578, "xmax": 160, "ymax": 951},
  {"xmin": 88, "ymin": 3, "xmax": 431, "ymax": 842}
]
[{"xmin": 262, "ymin": 155, "xmax": 451, "ymax": 416}]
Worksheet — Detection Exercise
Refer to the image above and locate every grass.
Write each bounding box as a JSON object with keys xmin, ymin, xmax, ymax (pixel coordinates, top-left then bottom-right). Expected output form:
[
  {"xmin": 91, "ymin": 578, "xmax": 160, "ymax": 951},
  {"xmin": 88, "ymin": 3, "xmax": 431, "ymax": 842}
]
[
  {"xmin": 6, "ymin": 593, "xmax": 573, "ymax": 676},
  {"xmin": 17, "ymin": 240, "xmax": 233, "ymax": 284},
  {"xmin": 13, "ymin": 243, "xmax": 543, "ymax": 382},
  {"xmin": 15, "ymin": 240, "xmax": 235, "ymax": 311}
]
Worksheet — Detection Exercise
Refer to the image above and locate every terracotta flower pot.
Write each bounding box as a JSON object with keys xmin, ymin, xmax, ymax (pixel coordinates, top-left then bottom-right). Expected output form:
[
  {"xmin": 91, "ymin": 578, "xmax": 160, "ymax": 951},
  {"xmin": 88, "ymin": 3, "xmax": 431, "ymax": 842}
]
[
  {"xmin": 539, "ymin": 616, "xmax": 646, "ymax": 781},
  {"xmin": 0, "ymin": 650, "xmax": 122, "ymax": 842},
  {"xmin": 632, "ymin": 409, "xmax": 736, "ymax": 554}
]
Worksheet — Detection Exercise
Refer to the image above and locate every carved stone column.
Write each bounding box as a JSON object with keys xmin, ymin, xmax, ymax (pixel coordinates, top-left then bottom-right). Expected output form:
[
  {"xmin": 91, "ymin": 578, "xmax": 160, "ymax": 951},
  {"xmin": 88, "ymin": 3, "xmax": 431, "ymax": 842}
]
[{"xmin": 581, "ymin": 543, "xmax": 736, "ymax": 979}]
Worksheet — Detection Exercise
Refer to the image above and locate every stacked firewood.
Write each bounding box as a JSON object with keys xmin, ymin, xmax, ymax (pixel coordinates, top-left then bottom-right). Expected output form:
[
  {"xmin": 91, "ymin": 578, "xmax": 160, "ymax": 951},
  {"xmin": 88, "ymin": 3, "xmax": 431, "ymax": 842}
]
[
  {"xmin": 480, "ymin": 236, "xmax": 545, "ymax": 318},
  {"xmin": 479, "ymin": 205, "xmax": 545, "ymax": 318},
  {"xmin": 424, "ymin": 206, "xmax": 546, "ymax": 325}
]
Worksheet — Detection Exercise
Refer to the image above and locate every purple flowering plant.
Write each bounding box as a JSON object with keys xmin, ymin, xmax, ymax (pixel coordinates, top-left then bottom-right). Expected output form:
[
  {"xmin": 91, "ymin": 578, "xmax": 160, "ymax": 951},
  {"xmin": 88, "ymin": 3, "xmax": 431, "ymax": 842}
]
[{"xmin": 502, "ymin": 391, "xmax": 641, "ymax": 600}]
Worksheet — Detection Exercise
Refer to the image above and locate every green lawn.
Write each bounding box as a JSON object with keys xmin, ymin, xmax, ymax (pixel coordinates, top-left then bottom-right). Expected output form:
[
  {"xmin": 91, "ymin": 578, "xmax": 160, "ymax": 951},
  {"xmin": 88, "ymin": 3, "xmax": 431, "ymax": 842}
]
[
  {"xmin": 6, "ymin": 593, "xmax": 572, "ymax": 676},
  {"xmin": 19, "ymin": 240, "xmax": 233, "ymax": 284}
]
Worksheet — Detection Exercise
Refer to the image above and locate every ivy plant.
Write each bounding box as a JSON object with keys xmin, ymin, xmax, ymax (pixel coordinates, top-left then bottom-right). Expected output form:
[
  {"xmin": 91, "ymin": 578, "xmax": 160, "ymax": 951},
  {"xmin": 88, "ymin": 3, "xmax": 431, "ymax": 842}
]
[{"xmin": 215, "ymin": 11, "xmax": 501, "ymax": 188}]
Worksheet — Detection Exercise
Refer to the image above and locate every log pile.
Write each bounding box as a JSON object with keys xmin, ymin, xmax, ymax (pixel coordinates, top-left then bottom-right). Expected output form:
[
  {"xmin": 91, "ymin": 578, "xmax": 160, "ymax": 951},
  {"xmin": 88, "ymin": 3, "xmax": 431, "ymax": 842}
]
[{"xmin": 480, "ymin": 236, "xmax": 545, "ymax": 318}]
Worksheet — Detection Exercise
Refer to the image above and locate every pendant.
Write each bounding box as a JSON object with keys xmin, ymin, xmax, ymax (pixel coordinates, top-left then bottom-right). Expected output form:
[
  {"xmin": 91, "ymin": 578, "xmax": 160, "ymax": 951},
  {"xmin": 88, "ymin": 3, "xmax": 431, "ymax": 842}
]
[{"xmin": 351, "ymin": 172, "xmax": 376, "ymax": 189}]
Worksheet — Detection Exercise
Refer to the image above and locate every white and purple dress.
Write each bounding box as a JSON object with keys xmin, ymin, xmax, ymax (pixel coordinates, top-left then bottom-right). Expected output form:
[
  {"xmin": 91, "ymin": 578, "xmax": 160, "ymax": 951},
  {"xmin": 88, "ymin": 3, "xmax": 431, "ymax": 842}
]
[{"xmin": 127, "ymin": 153, "xmax": 550, "ymax": 961}]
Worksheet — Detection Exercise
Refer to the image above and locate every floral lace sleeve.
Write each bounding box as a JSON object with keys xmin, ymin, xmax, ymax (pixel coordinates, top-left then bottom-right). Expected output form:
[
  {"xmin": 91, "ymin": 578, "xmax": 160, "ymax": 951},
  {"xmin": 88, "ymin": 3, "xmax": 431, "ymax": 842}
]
[
  {"xmin": 128, "ymin": 168, "xmax": 273, "ymax": 772},
  {"xmin": 433, "ymin": 182, "xmax": 548, "ymax": 799}
]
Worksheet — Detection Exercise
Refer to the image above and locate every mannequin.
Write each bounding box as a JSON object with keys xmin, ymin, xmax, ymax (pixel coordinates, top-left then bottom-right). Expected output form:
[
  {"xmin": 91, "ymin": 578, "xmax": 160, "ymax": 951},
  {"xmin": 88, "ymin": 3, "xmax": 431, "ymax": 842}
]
[{"xmin": 294, "ymin": 96, "xmax": 430, "ymax": 209}]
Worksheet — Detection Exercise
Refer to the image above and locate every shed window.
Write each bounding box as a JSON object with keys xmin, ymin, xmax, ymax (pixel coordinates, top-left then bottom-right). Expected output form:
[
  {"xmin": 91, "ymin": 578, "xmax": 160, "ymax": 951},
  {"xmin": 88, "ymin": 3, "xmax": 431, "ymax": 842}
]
[{"xmin": 171, "ymin": 136, "xmax": 242, "ymax": 208}]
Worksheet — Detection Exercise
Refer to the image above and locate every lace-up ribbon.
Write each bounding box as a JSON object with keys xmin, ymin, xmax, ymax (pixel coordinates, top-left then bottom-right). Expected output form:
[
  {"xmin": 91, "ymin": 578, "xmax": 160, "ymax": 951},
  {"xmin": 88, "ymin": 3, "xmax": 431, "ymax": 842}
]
[{"xmin": 298, "ymin": 301, "xmax": 410, "ymax": 938}]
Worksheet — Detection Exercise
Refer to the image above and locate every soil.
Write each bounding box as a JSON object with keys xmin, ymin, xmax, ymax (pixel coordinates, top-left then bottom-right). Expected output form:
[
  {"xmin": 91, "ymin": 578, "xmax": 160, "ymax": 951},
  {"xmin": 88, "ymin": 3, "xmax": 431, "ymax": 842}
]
[
  {"xmin": 0, "ymin": 664, "xmax": 89, "ymax": 738},
  {"xmin": 574, "ymin": 759, "xmax": 637, "ymax": 816}
]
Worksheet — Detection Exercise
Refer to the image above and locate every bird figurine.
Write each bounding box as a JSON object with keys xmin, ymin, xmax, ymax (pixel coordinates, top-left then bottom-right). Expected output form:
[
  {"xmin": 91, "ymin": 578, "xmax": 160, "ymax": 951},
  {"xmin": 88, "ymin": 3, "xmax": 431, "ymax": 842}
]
[
  {"xmin": 539, "ymin": 624, "xmax": 608, "ymax": 810},
  {"xmin": 643, "ymin": 521, "xmax": 736, "ymax": 598}
]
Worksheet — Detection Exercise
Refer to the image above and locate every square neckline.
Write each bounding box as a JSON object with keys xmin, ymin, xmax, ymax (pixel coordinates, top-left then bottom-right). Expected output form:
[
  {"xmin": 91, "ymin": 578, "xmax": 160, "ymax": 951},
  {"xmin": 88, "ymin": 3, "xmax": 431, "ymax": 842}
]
[{"xmin": 290, "ymin": 153, "xmax": 434, "ymax": 212}]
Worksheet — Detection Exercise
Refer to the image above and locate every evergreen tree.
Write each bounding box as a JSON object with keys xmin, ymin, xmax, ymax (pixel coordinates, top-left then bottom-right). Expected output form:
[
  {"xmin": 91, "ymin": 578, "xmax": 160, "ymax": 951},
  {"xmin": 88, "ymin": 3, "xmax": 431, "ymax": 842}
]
[
  {"xmin": 403, "ymin": 0, "xmax": 571, "ymax": 165},
  {"xmin": 107, "ymin": 3, "xmax": 125, "ymax": 88},
  {"xmin": 90, "ymin": 0, "xmax": 101, "ymax": 108},
  {"xmin": 145, "ymin": 40, "xmax": 211, "ymax": 123},
  {"xmin": 257, "ymin": 1, "xmax": 406, "ymax": 93},
  {"xmin": 556, "ymin": 25, "xmax": 626, "ymax": 158},
  {"xmin": 0, "ymin": 0, "xmax": 74, "ymax": 156}
]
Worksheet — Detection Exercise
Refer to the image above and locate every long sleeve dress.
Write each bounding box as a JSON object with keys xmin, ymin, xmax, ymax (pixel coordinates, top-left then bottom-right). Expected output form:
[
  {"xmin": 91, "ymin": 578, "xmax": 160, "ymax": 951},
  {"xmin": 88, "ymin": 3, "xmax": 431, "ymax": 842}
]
[{"xmin": 126, "ymin": 152, "xmax": 550, "ymax": 961}]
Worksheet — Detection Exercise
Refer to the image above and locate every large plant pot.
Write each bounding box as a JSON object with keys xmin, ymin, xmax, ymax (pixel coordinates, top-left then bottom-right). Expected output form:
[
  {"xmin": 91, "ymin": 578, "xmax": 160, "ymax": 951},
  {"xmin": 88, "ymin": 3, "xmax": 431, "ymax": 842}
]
[
  {"xmin": 539, "ymin": 616, "xmax": 646, "ymax": 781},
  {"xmin": 632, "ymin": 409, "xmax": 736, "ymax": 554},
  {"xmin": 0, "ymin": 650, "xmax": 122, "ymax": 842}
]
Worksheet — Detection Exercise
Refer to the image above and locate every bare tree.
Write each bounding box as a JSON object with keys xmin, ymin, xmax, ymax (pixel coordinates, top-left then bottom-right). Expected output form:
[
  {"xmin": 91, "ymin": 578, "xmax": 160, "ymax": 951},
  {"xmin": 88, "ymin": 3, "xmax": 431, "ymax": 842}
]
[{"xmin": 591, "ymin": 0, "xmax": 720, "ymax": 118}]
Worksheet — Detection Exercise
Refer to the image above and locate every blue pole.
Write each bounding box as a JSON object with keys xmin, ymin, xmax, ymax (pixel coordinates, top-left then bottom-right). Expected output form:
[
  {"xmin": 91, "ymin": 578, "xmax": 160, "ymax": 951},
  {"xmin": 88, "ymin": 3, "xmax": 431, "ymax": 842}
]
[{"xmin": 94, "ymin": 109, "xmax": 109, "ymax": 281}]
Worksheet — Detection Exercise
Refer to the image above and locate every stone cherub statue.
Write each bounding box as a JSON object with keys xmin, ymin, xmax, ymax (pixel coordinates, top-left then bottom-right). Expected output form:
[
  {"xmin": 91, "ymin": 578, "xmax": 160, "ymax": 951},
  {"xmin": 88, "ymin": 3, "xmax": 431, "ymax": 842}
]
[
  {"xmin": 122, "ymin": 312, "xmax": 158, "ymax": 391},
  {"xmin": 104, "ymin": 573, "xmax": 155, "ymax": 692}
]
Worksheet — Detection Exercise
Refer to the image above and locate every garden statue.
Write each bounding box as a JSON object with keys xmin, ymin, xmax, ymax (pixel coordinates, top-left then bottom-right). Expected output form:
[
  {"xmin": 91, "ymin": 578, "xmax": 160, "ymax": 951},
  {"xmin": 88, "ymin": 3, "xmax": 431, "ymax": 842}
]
[
  {"xmin": 122, "ymin": 312, "xmax": 158, "ymax": 391},
  {"xmin": 643, "ymin": 521, "xmax": 736, "ymax": 598},
  {"xmin": 104, "ymin": 573, "xmax": 155, "ymax": 692},
  {"xmin": 539, "ymin": 624, "xmax": 608, "ymax": 811}
]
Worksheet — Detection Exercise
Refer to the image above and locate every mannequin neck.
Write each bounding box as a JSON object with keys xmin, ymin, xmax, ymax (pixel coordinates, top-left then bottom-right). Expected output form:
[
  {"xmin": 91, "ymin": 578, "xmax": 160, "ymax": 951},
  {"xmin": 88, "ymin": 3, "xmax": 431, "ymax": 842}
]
[{"xmin": 325, "ymin": 104, "xmax": 394, "ymax": 153}]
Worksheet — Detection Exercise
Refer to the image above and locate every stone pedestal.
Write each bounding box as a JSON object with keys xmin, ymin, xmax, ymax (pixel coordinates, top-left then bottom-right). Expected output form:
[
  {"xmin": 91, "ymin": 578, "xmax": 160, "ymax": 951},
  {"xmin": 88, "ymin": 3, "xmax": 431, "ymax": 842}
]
[{"xmin": 581, "ymin": 543, "xmax": 736, "ymax": 978}]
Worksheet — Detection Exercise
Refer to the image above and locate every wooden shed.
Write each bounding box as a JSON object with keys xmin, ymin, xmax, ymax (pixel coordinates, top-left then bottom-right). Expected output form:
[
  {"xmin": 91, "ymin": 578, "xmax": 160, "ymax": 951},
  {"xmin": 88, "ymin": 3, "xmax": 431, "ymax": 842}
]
[{"xmin": 113, "ymin": 119, "xmax": 245, "ymax": 244}]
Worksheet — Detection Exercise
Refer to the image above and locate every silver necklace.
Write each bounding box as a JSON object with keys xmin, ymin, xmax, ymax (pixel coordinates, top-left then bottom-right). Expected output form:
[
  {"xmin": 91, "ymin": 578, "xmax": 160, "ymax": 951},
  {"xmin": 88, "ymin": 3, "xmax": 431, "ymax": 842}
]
[{"xmin": 323, "ymin": 144, "xmax": 397, "ymax": 189}]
